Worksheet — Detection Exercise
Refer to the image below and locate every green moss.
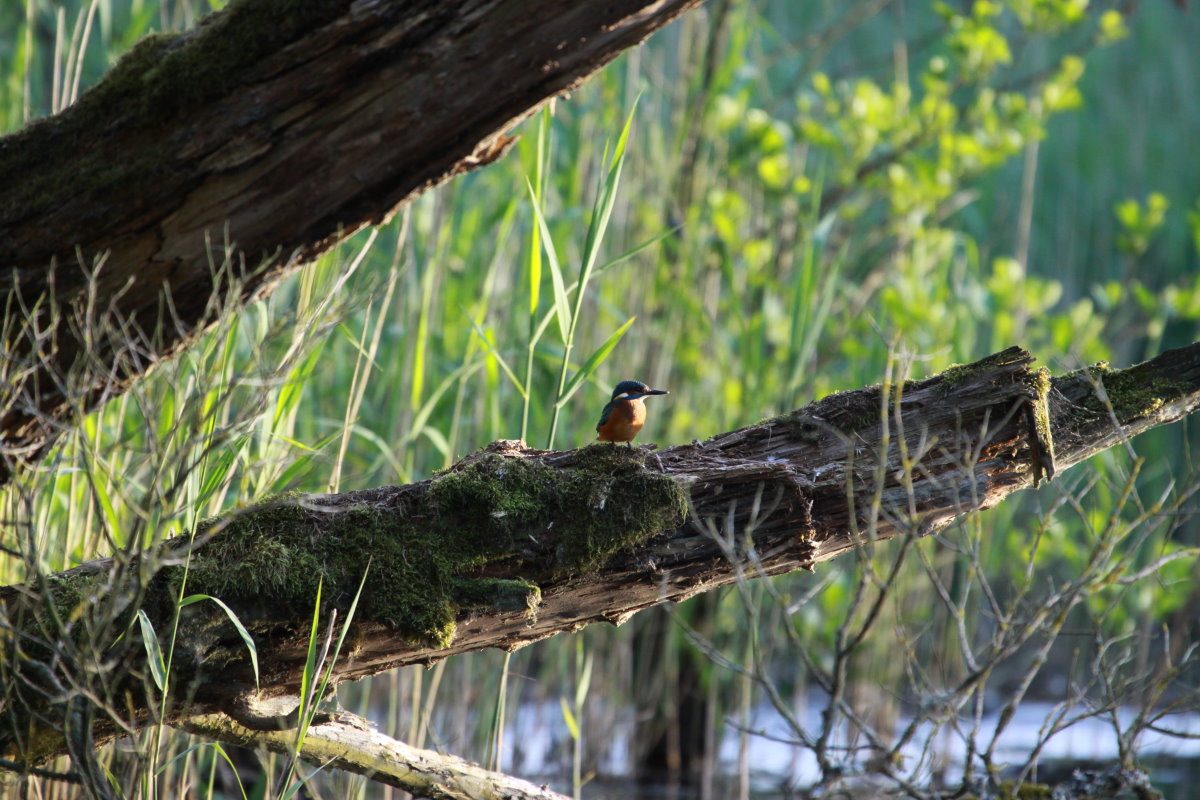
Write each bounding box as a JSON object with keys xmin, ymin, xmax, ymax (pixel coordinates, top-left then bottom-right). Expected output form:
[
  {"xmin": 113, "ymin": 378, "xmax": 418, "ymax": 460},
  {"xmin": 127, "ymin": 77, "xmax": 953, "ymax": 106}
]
[
  {"xmin": 5, "ymin": 570, "xmax": 113, "ymax": 665},
  {"xmin": 0, "ymin": 29, "xmax": 172, "ymax": 225},
  {"xmin": 841, "ymin": 398, "xmax": 885, "ymax": 433},
  {"xmin": 1084, "ymin": 363, "xmax": 1187, "ymax": 420},
  {"xmin": 1026, "ymin": 366, "xmax": 1056, "ymax": 487},
  {"xmin": 139, "ymin": 0, "xmax": 352, "ymax": 118},
  {"xmin": 168, "ymin": 450, "xmax": 687, "ymax": 648},
  {"xmin": 996, "ymin": 780, "xmax": 1053, "ymax": 799},
  {"xmin": 43, "ymin": 571, "xmax": 106, "ymax": 628},
  {"xmin": 431, "ymin": 447, "xmax": 688, "ymax": 576},
  {"xmin": 935, "ymin": 361, "xmax": 988, "ymax": 396}
]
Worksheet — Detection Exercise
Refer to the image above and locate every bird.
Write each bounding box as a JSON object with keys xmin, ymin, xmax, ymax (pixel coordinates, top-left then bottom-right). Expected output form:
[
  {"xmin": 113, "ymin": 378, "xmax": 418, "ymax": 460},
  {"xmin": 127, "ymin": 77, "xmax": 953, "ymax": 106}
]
[{"xmin": 596, "ymin": 380, "xmax": 669, "ymax": 444}]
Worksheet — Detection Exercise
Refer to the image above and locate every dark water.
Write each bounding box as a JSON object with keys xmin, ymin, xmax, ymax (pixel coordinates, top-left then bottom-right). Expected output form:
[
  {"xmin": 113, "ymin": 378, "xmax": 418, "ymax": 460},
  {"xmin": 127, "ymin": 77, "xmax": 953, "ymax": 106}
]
[
  {"xmin": 556, "ymin": 757, "xmax": 1200, "ymax": 798},
  {"xmin": 502, "ymin": 698, "xmax": 1200, "ymax": 798}
]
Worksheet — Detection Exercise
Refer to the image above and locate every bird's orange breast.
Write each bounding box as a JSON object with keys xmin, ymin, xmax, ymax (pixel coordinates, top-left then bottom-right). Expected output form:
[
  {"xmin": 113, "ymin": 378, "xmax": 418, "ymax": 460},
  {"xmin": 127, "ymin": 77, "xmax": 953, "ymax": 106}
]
[{"xmin": 597, "ymin": 398, "xmax": 646, "ymax": 442}]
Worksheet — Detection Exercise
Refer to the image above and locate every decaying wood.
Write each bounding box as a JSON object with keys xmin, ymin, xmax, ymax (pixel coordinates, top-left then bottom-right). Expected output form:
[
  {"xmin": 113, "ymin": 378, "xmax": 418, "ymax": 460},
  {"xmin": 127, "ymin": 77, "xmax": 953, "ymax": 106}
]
[
  {"xmin": 180, "ymin": 703, "xmax": 570, "ymax": 800},
  {"xmin": 2, "ymin": 343, "xmax": 1199, "ymax": 771},
  {"xmin": 0, "ymin": 0, "xmax": 705, "ymax": 483}
]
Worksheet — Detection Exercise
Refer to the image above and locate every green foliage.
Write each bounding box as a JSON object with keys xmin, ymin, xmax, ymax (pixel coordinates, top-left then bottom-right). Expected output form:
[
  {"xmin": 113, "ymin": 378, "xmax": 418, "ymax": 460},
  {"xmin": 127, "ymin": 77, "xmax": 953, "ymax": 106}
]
[{"xmin": 1116, "ymin": 192, "xmax": 1170, "ymax": 257}]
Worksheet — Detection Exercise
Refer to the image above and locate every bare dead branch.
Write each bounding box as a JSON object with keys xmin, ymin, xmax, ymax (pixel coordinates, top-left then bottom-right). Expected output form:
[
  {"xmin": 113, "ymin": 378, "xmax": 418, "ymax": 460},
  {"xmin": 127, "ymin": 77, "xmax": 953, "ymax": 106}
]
[{"xmin": 179, "ymin": 704, "xmax": 571, "ymax": 800}]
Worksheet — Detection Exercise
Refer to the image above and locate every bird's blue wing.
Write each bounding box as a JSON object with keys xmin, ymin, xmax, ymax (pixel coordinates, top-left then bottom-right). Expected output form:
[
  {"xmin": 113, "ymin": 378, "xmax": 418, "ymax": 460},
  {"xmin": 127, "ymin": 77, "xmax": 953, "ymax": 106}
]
[{"xmin": 596, "ymin": 400, "xmax": 615, "ymax": 431}]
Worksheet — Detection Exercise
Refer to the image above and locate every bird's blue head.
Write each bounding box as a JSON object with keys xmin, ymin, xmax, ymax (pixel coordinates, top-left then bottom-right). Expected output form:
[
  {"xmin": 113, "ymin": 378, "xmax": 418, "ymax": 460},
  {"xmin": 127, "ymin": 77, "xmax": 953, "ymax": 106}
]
[{"xmin": 610, "ymin": 380, "xmax": 669, "ymax": 401}]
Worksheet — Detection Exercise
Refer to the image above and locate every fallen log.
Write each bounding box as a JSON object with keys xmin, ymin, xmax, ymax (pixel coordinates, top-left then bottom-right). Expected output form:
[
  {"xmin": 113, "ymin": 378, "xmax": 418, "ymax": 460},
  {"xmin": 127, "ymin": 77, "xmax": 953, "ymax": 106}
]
[{"xmin": 1, "ymin": 343, "xmax": 1198, "ymax": 770}]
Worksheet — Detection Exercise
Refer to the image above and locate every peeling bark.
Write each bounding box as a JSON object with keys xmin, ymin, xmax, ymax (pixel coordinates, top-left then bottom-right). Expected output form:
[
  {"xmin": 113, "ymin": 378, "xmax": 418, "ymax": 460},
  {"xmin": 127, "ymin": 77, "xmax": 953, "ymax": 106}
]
[
  {"xmin": 2, "ymin": 343, "xmax": 1199, "ymax": 770},
  {"xmin": 0, "ymin": 0, "xmax": 705, "ymax": 482}
]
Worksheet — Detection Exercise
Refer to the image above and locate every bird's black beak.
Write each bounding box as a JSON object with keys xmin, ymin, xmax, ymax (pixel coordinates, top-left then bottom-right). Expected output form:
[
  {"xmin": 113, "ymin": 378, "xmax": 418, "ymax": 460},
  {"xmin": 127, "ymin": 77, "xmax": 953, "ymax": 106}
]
[{"xmin": 645, "ymin": 389, "xmax": 668, "ymax": 396}]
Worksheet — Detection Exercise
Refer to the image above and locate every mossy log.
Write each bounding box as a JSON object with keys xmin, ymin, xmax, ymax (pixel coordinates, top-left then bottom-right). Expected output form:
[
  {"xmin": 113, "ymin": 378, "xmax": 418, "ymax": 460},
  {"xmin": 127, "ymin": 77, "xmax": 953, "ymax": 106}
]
[
  {"xmin": 2, "ymin": 343, "xmax": 1199, "ymax": 771},
  {"xmin": 0, "ymin": 0, "xmax": 704, "ymax": 485}
]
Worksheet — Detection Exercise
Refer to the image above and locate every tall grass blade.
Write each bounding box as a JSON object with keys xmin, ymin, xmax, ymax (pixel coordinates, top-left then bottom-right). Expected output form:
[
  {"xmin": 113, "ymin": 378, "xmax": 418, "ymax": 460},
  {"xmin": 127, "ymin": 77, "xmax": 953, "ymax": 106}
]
[
  {"xmin": 574, "ymin": 649, "xmax": 594, "ymax": 709},
  {"xmin": 137, "ymin": 610, "xmax": 167, "ymax": 693},
  {"xmin": 410, "ymin": 257, "xmax": 438, "ymax": 412},
  {"xmin": 269, "ymin": 431, "xmax": 338, "ymax": 489},
  {"xmin": 467, "ymin": 315, "xmax": 526, "ymax": 396},
  {"xmin": 296, "ymin": 578, "xmax": 324, "ymax": 748},
  {"xmin": 311, "ymin": 561, "xmax": 370, "ymax": 718},
  {"xmin": 406, "ymin": 359, "xmax": 484, "ymax": 446},
  {"xmin": 180, "ymin": 594, "xmax": 260, "ymax": 690},
  {"xmin": 578, "ymin": 100, "xmax": 638, "ymax": 288},
  {"xmin": 555, "ymin": 316, "xmax": 636, "ymax": 409},
  {"xmin": 545, "ymin": 103, "xmax": 640, "ymax": 448},
  {"xmin": 560, "ymin": 696, "xmax": 580, "ymax": 741},
  {"xmin": 486, "ymin": 651, "xmax": 512, "ymax": 771},
  {"xmin": 158, "ymin": 743, "xmax": 249, "ymax": 800},
  {"xmin": 592, "ymin": 225, "xmax": 680, "ymax": 275},
  {"xmin": 195, "ymin": 437, "xmax": 245, "ymax": 510},
  {"xmin": 529, "ymin": 106, "xmax": 552, "ymax": 316},
  {"xmin": 527, "ymin": 178, "xmax": 571, "ymax": 344}
]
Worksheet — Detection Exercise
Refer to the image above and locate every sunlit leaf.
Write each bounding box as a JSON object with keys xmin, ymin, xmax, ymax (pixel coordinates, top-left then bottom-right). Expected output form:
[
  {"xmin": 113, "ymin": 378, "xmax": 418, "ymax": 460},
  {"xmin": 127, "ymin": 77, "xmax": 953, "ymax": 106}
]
[
  {"xmin": 181, "ymin": 594, "xmax": 260, "ymax": 690},
  {"xmin": 527, "ymin": 178, "xmax": 571, "ymax": 343},
  {"xmin": 137, "ymin": 610, "xmax": 166, "ymax": 693}
]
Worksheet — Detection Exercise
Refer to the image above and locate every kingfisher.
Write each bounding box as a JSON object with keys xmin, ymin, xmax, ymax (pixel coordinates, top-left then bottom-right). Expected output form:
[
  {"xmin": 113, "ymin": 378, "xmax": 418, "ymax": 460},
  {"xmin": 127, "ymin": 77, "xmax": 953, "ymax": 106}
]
[{"xmin": 596, "ymin": 380, "xmax": 669, "ymax": 444}]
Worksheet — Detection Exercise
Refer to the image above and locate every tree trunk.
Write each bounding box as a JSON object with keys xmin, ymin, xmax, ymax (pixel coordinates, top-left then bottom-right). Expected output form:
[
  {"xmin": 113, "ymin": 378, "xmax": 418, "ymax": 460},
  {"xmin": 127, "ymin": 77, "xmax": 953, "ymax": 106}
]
[
  {"xmin": 0, "ymin": 0, "xmax": 705, "ymax": 483},
  {"xmin": 2, "ymin": 343, "xmax": 1198, "ymax": 768}
]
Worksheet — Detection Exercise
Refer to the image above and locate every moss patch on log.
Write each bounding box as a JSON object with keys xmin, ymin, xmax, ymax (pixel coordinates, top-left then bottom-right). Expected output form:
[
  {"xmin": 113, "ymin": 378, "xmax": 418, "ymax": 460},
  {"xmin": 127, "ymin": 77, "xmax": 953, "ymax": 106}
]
[
  {"xmin": 137, "ymin": 0, "xmax": 354, "ymax": 118},
  {"xmin": 1024, "ymin": 365, "xmax": 1056, "ymax": 486},
  {"xmin": 24, "ymin": 569, "xmax": 112, "ymax": 639},
  {"xmin": 165, "ymin": 447, "xmax": 687, "ymax": 648},
  {"xmin": 1083, "ymin": 362, "xmax": 1189, "ymax": 421},
  {"xmin": 935, "ymin": 360, "xmax": 989, "ymax": 396}
]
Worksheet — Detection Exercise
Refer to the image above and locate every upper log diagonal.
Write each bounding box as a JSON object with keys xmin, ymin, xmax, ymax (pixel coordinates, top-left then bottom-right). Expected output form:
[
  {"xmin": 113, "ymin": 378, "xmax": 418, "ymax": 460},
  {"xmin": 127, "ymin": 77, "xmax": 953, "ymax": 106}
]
[
  {"xmin": 2, "ymin": 343, "xmax": 1198, "ymax": 763},
  {"xmin": 0, "ymin": 0, "xmax": 706, "ymax": 482}
]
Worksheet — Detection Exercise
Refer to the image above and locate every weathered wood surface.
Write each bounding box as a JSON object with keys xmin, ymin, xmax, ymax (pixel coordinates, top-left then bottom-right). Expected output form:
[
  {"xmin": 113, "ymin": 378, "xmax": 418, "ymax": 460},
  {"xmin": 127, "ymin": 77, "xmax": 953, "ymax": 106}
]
[
  {"xmin": 180, "ymin": 705, "xmax": 571, "ymax": 800},
  {"xmin": 0, "ymin": 0, "xmax": 705, "ymax": 482},
  {"xmin": 2, "ymin": 343, "xmax": 1198, "ymax": 769}
]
